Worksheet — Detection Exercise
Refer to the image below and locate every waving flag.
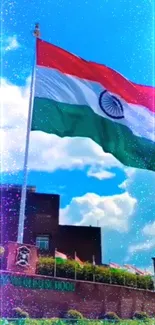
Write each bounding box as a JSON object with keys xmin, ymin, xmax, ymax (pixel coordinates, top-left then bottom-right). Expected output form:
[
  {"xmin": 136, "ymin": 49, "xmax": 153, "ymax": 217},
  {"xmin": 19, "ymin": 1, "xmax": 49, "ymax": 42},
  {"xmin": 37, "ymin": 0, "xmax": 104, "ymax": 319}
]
[
  {"xmin": 109, "ymin": 262, "xmax": 121, "ymax": 269},
  {"xmin": 75, "ymin": 253, "xmax": 84, "ymax": 267},
  {"xmin": 55, "ymin": 250, "xmax": 67, "ymax": 263},
  {"xmin": 54, "ymin": 249, "xmax": 67, "ymax": 277},
  {"xmin": 32, "ymin": 38, "xmax": 155, "ymax": 171},
  {"xmin": 124, "ymin": 264, "xmax": 145, "ymax": 275}
]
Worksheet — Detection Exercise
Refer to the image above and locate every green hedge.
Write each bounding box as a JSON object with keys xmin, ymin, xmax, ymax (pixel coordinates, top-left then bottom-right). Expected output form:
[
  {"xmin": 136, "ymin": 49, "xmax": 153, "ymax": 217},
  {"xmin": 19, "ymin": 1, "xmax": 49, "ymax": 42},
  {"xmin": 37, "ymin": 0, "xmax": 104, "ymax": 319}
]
[{"xmin": 36, "ymin": 257, "xmax": 154, "ymax": 290}]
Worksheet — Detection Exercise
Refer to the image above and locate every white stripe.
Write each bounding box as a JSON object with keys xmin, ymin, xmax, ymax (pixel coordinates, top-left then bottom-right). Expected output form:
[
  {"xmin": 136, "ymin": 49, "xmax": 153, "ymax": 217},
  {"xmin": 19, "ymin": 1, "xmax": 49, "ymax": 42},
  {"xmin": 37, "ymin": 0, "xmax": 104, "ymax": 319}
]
[
  {"xmin": 35, "ymin": 66, "xmax": 155, "ymax": 142},
  {"xmin": 56, "ymin": 251, "xmax": 67, "ymax": 259},
  {"xmin": 109, "ymin": 263, "xmax": 121, "ymax": 269},
  {"xmin": 124, "ymin": 265, "xmax": 136, "ymax": 274}
]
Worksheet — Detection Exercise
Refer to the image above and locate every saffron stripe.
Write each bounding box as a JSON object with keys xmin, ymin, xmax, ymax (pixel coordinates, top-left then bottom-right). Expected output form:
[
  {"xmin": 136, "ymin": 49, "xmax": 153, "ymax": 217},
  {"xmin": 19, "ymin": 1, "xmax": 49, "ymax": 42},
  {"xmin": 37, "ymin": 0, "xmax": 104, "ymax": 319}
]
[{"xmin": 37, "ymin": 39, "xmax": 155, "ymax": 112}]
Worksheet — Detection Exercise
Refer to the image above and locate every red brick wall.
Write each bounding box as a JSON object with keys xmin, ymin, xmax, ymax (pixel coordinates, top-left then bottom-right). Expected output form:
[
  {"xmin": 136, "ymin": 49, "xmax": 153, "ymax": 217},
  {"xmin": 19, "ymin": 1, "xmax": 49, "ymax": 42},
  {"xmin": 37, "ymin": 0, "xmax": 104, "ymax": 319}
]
[{"xmin": 1, "ymin": 272, "xmax": 155, "ymax": 319}]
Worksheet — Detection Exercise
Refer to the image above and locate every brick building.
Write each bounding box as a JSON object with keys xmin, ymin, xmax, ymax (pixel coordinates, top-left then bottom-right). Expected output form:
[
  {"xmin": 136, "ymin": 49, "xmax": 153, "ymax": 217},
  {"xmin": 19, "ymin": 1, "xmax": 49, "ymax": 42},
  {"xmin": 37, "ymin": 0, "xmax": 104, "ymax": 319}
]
[{"xmin": 0, "ymin": 185, "xmax": 102, "ymax": 264}]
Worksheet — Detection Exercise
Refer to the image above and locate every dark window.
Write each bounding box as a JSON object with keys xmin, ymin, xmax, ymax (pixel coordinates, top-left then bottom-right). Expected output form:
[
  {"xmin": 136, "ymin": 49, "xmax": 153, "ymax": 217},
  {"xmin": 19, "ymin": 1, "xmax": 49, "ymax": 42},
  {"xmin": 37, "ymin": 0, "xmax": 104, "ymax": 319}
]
[{"xmin": 36, "ymin": 235, "xmax": 49, "ymax": 250}]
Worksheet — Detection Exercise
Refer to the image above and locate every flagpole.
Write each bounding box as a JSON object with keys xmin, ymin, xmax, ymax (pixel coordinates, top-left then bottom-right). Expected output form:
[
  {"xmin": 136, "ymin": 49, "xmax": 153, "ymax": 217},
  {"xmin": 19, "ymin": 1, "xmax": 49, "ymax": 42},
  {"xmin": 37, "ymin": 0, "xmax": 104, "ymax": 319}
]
[
  {"xmin": 151, "ymin": 258, "xmax": 155, "ymax": 291},
  {"xmin": 123, "ymin": 270, "xmax": 126, "ymax": 286},
  {"xmin": 54, "ymin": 248, "xmax": 57, "ymax": 278},
  {"xmin": 93, "ymin": 255, "xmax": 96, "ymax": 282},
  {"xmin": 123, "ymin": 261, "xmax": 126, "ymax": 286},
  {"xmin": 74, "ymin": 251, "xmax": 77, "ymax": 281},
  {"xmin": 17, "ymin": 24, "xmax": 40, "ymax": 244},
  {"xmin": 109, "ymin": 259, "xmax": 112, "ymax": 284}
]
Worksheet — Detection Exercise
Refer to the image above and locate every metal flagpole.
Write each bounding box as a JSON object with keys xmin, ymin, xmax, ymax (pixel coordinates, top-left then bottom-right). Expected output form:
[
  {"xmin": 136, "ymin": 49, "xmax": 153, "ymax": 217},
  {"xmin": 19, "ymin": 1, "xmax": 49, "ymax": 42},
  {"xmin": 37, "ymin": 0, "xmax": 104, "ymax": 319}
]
[
  {"xmin": 74, "ymin": 251, "xmax": 77, "ymax": 280},
  {"xmin": 123, "ymin": 261, "xmax": 126, "ymax": 286},
  {"xmin": 17, "ymin": 23, "xmax": 40, "ymax": 243},
  {"xmin": 109, "ymin": 259, "xmax": 112, "ymax": 284},
  {"xmin": 152, "ymin": 258, "xmax": 155, "ymax": 291},
  {"xmin": 54, "ymin": 248, "xmax": 57, "ymax": 278},
  {"xmin": 93, "ymin": 255, "xmax": 96, "ymax": 282}
]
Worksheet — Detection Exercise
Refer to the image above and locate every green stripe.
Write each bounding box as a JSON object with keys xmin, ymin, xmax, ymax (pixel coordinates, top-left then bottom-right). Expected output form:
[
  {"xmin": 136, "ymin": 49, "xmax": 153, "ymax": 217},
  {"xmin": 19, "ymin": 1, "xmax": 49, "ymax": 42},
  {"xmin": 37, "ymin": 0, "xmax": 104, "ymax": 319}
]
[
  {"xmin": 32, "ymin": 97, "xmax": 155, "ymax": 171},
  {"xmin": 56, "ymin": 257, "xmax": 66, "ymax": 264}
]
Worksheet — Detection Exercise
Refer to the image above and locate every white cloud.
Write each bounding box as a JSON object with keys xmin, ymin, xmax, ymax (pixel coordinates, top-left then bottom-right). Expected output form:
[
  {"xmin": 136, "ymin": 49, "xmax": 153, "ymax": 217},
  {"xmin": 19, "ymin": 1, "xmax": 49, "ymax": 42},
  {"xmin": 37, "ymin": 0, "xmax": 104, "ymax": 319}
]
[
  {"xmin": 128, "ymin": 239, "xmax": 155, "ymax": 254},
  {"xmin": 87, "ymin": 166, "xmax": 115, "ymax": 180},
  {"xmin": 119, "ymin": 166, "xmax": 155, "ymax": 258},
  {"xmin": 60, "ymin": 192, "xmax": 137, "ymax": 232},
  {"xmin": 143, "ymin": 221, "xmax": 155, "ymax": 237},
  {"xmin": 128, "ymin": 220, "xmax": 155, "ymax": 255},
  {"xmin": 2, "ymin": 35, "xmax": 20, "ymax": 52},
  {"xmin": 1, "ymin": 78, "xmax": 29, "ymax": 128},
  {"xmin": 1, "ymin": 78, "xmax": 122, "ymax": 173},
  {"xmin": 119, "ymin": 168, "xmax": 136, "ymax": 189}
]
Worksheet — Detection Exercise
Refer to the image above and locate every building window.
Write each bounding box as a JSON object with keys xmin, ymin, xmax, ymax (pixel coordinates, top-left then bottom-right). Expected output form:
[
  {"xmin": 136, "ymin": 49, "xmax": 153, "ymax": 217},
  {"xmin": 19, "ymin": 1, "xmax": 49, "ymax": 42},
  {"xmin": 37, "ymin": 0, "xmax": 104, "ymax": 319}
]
[{"xmin": 36, "ymin": 235, "xmax": 49, "ymax": 250}]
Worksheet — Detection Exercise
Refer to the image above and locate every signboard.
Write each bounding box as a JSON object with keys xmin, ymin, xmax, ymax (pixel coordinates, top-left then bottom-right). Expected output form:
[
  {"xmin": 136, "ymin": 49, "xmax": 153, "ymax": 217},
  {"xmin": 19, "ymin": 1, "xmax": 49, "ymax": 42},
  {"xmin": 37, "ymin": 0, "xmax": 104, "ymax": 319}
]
[{"xmin": 0, "ymin": 274, "xmax": 75, "ymax": 292}]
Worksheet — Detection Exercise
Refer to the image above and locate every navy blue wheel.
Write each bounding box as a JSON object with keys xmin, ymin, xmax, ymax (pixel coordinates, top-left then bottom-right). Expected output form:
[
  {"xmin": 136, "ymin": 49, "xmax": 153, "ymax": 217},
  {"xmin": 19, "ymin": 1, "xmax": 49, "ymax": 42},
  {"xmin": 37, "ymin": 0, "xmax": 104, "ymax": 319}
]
[{"xmin": 99, "ymin": 90, "xmax": 124, "ymax": 119}]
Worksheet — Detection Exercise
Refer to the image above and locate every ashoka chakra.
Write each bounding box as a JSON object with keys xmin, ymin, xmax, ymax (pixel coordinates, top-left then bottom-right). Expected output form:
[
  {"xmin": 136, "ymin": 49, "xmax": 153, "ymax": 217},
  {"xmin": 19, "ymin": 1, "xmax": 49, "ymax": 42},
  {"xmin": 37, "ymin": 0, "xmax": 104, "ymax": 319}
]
[{"xmin": 99, "ymin": 90, "xmax": 124, "ymax": 119}]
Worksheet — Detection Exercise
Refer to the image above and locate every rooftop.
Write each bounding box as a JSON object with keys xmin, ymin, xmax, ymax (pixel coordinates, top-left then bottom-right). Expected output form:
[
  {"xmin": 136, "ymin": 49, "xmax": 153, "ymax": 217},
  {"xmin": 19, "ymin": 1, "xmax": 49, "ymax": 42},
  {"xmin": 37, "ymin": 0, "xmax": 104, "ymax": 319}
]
[{"xmin": 0, "ymin": 185, "xmax": 36, "ymax": 192}]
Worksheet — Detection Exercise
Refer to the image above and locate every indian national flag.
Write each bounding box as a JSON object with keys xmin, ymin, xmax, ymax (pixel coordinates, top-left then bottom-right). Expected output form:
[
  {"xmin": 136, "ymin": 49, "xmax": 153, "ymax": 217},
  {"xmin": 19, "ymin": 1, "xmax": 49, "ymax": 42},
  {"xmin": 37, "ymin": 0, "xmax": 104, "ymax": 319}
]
[
  {"xmin": 55, "ymin": 250, "xmax": 67, "ymax": 264},
  {"xmin": 109, "ymin": 262, "xmax": 121, "ymax": 269},
  {"xmin": 124, "ymin": 264, "xmax": 147, "ymax": 275},
  {"xmin": 32, "ymin": 39, "xmax": 155, "ymax": 171},
  {"xmin": 144, "ymin": 270, "xmax": 153, "ymax": 276},
  {"xmin": 75, "ymin": 254, "xmax": 84, "ymax": 267}
]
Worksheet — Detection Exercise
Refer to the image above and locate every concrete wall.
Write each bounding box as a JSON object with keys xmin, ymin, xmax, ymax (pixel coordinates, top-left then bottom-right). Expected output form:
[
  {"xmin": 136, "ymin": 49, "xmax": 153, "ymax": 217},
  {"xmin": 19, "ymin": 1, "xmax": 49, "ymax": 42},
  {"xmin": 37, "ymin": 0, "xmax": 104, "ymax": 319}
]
[{"xmin": 0, "ymin": 272, "xmax": 155, "ymax": 319}]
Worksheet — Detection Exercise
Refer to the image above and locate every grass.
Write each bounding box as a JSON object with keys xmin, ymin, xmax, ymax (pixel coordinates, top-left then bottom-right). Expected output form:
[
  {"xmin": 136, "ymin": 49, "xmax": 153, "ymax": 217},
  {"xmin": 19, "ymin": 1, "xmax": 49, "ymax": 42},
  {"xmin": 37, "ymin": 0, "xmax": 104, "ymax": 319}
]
[{"xmin": 0, "ymin": 319, "xmax": 155, "ymax": 325}]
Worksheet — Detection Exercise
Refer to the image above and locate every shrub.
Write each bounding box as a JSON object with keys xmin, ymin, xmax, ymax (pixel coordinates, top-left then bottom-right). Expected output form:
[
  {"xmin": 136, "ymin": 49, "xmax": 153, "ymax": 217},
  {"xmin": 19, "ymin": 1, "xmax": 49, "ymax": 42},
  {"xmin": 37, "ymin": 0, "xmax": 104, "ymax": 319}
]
[
  {"xmin": 110, "ymin": 269, "xmax": 126, "ymax": 286},
  {"xmin": 133, "ymin": 311, "xmax": 149, "ymax": 320},
  {"xmin": 36, "ymin": 257, "xmax": 55, "ymax": 277},
  {"xmin": 103, "ymin": 312, "xmax": 120, "ymax": 322},
  {"xmin": 66, "ymin": 309, "xmax": 84, "ymax": 324},
  {"xmin": 95, "ymin": 266, "xmax": 111, "ymax": 284},
  {"xmin": 37, "ymin": 256, "xmax": 154, "ymax": 290},
  {"xmin": 136, "ymin": 275, "xmax": 154, "ymax": 291},
  {"xmin": 12, "ymin": 307, "xmax": 29, "ymax": 318}
]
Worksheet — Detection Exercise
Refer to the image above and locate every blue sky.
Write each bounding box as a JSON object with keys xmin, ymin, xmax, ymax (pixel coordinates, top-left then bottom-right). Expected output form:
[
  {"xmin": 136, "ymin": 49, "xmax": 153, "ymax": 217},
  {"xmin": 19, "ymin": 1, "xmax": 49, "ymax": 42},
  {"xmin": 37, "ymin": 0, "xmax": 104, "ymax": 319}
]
[{"xmin": 1, "ymin": 0, "xmax": 155, "ymax": 270}]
